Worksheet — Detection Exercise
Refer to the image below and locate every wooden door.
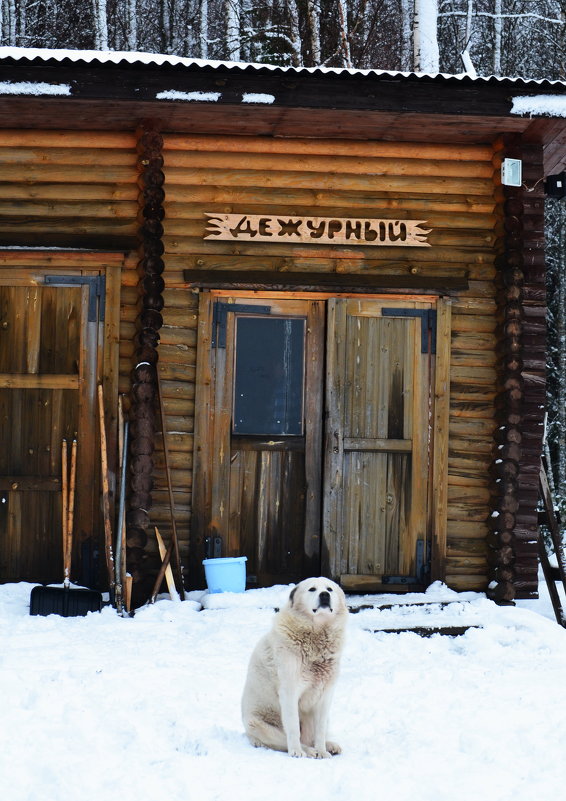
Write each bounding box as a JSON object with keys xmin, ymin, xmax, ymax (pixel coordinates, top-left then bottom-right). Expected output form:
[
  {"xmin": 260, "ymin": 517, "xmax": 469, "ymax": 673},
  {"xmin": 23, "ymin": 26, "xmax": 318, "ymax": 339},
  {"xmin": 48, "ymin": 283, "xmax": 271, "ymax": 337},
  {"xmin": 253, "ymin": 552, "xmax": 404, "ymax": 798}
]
[
  {"xmin": 193, "ymin": 294, "xmax": 324, "ymax": 586},
  {"xmin": 324, "ymin": 298, "xmax": 435, "ymax": 590},
  {"xmin": 0, "ymin": 271, "xmax": 105, "ymax": 585}
]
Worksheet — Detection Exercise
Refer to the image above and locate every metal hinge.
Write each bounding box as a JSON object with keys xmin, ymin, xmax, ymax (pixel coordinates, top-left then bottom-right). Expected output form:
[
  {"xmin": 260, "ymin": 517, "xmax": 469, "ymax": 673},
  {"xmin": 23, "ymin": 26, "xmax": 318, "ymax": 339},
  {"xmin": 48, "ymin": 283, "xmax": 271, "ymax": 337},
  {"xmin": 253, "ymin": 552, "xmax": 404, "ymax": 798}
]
[
  {"xmin": 382, "ymin": 539, "xmax": 431, "ymax": 585},
  {"xmin": 45, "ymin": 275, "xmax": 106, "ymax": 322},
  {"xmin": 212, "ymin": 301, "xmax": 271, "ymax": 348},
  {"xmin": 382, "ymin": 308, "xmax": 437, "ymax": 353}
]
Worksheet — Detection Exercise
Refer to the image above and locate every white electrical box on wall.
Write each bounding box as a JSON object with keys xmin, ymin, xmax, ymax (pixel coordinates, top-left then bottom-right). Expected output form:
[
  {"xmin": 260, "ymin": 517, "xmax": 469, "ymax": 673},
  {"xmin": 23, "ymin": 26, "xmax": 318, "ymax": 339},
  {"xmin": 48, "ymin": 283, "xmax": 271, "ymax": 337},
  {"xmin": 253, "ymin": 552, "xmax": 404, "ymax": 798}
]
[{"xmin": 501, "ymin": 158, "xmax": 522, "ymax": 187}]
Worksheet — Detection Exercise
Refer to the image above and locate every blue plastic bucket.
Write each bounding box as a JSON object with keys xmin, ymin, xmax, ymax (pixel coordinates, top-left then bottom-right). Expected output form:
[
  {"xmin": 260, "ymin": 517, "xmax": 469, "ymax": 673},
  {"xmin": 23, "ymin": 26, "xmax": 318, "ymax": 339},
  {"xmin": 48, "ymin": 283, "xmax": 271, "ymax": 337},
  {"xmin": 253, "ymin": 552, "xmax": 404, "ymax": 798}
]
[{"xmin": 202, "ymin": 556, "xmax": 247, "ymax": 593}]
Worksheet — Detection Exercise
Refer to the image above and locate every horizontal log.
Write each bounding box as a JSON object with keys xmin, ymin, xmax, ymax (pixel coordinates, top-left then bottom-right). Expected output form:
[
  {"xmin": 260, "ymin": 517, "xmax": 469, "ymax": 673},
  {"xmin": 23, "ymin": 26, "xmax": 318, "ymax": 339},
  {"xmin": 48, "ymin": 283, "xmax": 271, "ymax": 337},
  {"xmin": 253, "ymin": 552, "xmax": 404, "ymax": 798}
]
[
  {"xmin": 450, "ymin": 366, "xmax": 497, "ymax": 385},
  {"xmin": 449, "ymin": 400, "xmax": 495, "ymax": 419},
  {"xmin": 446, "ymin": 502, "xmax": 490, "ymax": 522},
  {"xmin": 164, "ymin": 236, "xmax": 494, "ymax": 264},
  {"xmin": 0, "ymin": 164, "xmax": 136, "ymax": 183},
  {"xmin": 153, "ymin": 450, "xmax": 193, "ymax": 471},
  {"xmin": 447, "ymin": 538, "xmax": 487, "ymax": 556},
  {"xmin": 448, "ymin": 484, "xmax": 491, "ymax": 503},
  {"xmin": 0, "ymin": 200, "xmax": 138, "ymax": 219},
  {"xmin": 164, "ymin": 134, "xmax": 494, "ymax": 162},
  {"xmin": 449, "ymin": 418, "xmax": 495, "ymax": 439},
  {"xmin": 0, "ymin": 146, "xmax": 137, "ymax": 167},
  {"xmin": 447, "ymin": 331, "xmax": 497, "ymax": 351},
  {"xmin": 451, "ymin": 315, "xmax": 497, "ymax": 333},
  {"xmin": 151, "ymin": 489, "xmax": 192, "ymax": 508},
  {"xmin": 164, "ymin": 150, "xmax": 494, "ymax": 179},
  {"xmin": 447, "ymin": 472, "xmax": 490, "ymax": 489},
  {"xmin": 152, "ymin": 467, "xmax": 192, "ymax": 489},
  {"xmin": 156, "ymin": 365, "xmax": 195, "ymax": 387},
  {"xmin": 445, "ymin": 556, "xmax": 487, "ymax": 575},
  {"xmin": 445, "ymin": 575, "xmax": 489, "ymax": 591},
  {"xmin": 450, "ymin": 351, "xmax": 498, "ymax": 368},
  {"xmin": 0, "ymin": 218, "xmax": 136, "ymax": 236},
  {"xmin": 0, "ymin": 183, "xmax": 137, "ymax": 202},
  {"xmin": 449, "ymin": 439, "xmax": 493, "ymax": 456},
  {"xmin": 154, "ymin": 432, "xmax": 193, "ymax": 452},
  {"xmin": 165, "ymin": 183, "xmax": 497, "ymax": 214},
  {"xmin": 0, "ymin": 130, "xmax": 136, "ymax": 148},
  {"xmin": 446, "ymin": 519, "xmax": 489, "ymax": 537},
  {"xmin": 156, "ymin": 344, "xmax": 197, "ymax": 366},
  {"xmin": 157, "ymin": 413, "xmax": 194, "ymax": 433},
  {"xmin": 0, "ymin": 250, "xmax": 131, "ymax": 268},
  {"xmin": 451, "ymin": 298, "xmax": 497, "ymax": 315},
  {"xmin": 165, "ymin": 167, "xmax": 494, "ymax": 196}
]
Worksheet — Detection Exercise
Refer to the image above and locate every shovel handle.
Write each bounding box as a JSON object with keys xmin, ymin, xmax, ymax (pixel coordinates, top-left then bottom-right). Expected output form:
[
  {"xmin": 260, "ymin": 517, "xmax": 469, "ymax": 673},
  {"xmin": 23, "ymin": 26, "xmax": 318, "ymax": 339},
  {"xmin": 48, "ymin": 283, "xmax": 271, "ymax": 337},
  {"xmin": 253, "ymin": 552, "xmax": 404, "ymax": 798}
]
[
  {"xmin": 61, "ymin": 439, "xmax": 68, "ymax": 578},
  {"xmin": 65, "ymin": 439, "xmax": 77, "ymax": 584}
]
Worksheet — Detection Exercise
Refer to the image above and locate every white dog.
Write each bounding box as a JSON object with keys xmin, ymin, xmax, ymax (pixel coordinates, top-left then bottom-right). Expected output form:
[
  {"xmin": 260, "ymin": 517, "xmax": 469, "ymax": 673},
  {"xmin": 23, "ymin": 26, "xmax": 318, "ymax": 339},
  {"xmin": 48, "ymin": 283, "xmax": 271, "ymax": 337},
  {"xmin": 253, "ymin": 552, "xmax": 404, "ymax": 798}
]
[{"xmin": 241, "ymin": 577, "xmax": 348, "ymax": 758}]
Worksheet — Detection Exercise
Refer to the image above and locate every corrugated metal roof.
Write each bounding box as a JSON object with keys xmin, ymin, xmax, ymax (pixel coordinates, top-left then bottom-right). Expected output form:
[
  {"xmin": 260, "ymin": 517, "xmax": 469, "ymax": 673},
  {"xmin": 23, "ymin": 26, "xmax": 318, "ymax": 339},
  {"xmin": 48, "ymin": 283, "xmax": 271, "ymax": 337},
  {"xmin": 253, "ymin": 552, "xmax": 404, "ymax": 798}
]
[{"xmin": 1, "ymin": 46, "xmax": 565, "ymax": 89}]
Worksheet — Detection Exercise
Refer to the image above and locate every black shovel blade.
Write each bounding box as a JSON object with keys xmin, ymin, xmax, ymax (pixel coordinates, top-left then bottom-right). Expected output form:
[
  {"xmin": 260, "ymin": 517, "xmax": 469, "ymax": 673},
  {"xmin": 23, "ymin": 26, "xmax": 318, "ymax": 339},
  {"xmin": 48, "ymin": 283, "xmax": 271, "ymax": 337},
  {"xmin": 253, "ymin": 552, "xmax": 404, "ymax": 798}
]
[{"xmin": 30, "ymin": 585, "xmax": 103, "ymax": 617}]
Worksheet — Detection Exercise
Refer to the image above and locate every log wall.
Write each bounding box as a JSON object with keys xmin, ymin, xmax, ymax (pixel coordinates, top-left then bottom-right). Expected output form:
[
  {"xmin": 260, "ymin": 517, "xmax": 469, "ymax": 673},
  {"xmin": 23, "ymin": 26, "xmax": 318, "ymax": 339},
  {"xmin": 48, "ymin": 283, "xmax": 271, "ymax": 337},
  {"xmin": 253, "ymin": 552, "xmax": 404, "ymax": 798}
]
[
  {"xmin": 150, "ymin": 133, "xmax": 501, "ymax": 593},
  {"xmin": 0, "ymin": 130, "xmax": 138, "ymax": 248},
  {"xmin": 0, "ymin": 129, "xmax": 527, "ymax": 597}
]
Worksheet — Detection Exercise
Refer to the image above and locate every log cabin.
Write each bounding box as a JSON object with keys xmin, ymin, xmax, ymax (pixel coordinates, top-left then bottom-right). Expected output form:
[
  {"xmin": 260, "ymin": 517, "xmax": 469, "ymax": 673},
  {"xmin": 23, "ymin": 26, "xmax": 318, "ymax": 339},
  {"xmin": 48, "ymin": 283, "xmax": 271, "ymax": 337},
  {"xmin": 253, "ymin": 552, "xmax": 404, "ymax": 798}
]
[{"xmin": 0, "ymin": 47, "xmax": 565, "ymax": 607}]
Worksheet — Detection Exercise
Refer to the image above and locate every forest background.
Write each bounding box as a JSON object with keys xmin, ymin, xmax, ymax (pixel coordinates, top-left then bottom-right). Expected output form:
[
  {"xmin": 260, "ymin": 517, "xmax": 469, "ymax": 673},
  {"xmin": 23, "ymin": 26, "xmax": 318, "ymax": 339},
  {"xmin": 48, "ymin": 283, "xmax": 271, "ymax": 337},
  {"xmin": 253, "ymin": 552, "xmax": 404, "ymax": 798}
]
[{"xmin": 1, "ymin": 0, "xmax": 565, "ymax": 546}]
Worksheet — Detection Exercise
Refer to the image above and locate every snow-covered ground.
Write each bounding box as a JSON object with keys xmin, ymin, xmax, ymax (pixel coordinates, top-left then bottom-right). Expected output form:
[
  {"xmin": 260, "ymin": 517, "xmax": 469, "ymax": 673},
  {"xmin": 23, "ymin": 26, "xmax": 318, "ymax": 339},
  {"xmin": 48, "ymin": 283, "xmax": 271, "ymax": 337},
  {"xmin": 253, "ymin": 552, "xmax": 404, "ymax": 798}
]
[{"xmin": 1, "ymin": 578, "xmax": 565, "ymax": 801}]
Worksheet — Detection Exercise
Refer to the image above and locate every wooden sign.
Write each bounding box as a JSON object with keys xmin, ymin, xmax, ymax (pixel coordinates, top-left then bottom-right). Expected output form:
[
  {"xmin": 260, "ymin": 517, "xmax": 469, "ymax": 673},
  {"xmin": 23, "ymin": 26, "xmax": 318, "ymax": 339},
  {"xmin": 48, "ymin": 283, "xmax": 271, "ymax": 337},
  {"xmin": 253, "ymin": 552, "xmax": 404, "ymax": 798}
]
[{"xmin": 204, "ymin": 213, "xmax": 431, "ymax": 247}]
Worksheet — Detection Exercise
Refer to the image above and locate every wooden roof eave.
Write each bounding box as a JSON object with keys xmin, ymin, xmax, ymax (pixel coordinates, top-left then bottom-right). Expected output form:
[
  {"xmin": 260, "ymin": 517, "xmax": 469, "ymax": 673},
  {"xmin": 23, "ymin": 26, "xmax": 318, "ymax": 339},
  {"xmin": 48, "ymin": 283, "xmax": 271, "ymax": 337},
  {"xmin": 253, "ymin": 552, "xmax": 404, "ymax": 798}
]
[{"xmin": 0, "ymin": 57, "xmax": 565, "ymax": 172}]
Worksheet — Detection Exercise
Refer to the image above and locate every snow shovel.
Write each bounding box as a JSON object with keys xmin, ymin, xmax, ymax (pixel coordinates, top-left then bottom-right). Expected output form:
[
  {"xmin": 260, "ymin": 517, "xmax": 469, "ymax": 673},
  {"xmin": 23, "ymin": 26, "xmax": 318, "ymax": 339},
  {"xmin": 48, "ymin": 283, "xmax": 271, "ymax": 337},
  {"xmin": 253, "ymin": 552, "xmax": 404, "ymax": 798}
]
[{"xmin": 30, "ymin": 439, "xmax": 103, "ymax": 617}]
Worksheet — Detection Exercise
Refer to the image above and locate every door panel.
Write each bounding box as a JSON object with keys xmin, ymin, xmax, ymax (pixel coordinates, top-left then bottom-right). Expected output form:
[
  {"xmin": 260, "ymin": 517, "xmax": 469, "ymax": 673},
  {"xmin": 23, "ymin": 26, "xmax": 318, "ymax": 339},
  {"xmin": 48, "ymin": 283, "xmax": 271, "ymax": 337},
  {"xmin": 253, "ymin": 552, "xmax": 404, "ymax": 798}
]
[
  {"xmin": 194, "ymin": 292, "xmax": 441, "ymax": 591},
  {"xmin": 0, "ymin": 275, "xmax": 103, "ymax": 585},
  {"xmin": 193, "ymin": 295, "xmax": 324, "ymax": 586},
  {"xmin": 324, "ymin": 298, "xmax": 434, "ymax": 587}
]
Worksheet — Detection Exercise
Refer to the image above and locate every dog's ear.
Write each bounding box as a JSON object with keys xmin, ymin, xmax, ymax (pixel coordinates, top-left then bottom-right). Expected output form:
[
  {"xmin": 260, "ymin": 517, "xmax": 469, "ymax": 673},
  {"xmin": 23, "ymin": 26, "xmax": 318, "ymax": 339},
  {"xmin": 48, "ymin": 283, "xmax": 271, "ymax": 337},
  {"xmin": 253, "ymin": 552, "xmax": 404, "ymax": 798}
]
[{"xmin": 289, "ymin": 586, "xmax": 297, "ymax": 606}]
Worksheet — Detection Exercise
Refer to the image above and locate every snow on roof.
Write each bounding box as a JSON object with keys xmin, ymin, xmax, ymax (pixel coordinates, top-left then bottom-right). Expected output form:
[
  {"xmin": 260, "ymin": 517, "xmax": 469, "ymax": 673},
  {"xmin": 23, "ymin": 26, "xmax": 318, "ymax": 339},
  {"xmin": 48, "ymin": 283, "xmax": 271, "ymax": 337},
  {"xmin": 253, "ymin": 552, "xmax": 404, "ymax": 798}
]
[
  {"xmin": 0, "ymin": 79, "xmax": 70, "ymax": 96},
  {"xmin": 511, "ymin": 94, "xmax": 566, "ymax": 117},
  {"xmin": 1, "ymin": 45, "xmax": 566, "ymax": 88}
]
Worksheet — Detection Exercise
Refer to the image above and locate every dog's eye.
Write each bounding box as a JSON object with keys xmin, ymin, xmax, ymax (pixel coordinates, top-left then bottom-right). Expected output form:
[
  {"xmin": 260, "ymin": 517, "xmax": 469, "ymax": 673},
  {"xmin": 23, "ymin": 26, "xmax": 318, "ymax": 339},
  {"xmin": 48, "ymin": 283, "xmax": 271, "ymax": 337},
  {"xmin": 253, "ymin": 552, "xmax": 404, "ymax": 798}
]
[
  {"xmin": 308, "ymin": 587, "xmax": 316, "ymax": 592},
  {"xmin": 327, "ymin": 587, "xmax": 333, "ymax": 592}
]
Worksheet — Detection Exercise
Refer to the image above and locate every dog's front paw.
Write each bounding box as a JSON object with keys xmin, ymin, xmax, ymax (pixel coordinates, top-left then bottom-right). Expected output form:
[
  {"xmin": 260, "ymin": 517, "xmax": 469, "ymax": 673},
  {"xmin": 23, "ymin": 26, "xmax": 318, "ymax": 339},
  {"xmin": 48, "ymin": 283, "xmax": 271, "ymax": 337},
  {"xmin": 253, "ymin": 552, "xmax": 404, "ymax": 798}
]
[
  {"xmin": 288, "ymin": 746, "xmax": 306, "ymax": 758},
  {"xmin": 303, "ymin": 746, "xmax": 332, "ymax": 759},
  {"xmin": 325, "ymin": 740, "xmax": 342, "ymax": 755}
]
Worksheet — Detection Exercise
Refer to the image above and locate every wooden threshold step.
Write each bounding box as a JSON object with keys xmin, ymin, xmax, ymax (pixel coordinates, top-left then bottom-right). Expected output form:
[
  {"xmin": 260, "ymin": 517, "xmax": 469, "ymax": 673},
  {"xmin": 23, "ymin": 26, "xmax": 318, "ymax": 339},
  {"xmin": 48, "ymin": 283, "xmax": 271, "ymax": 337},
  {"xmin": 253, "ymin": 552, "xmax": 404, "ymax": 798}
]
[{"xmin": 365, "ymin": 625, "xmax": 482, "ymax": 637}]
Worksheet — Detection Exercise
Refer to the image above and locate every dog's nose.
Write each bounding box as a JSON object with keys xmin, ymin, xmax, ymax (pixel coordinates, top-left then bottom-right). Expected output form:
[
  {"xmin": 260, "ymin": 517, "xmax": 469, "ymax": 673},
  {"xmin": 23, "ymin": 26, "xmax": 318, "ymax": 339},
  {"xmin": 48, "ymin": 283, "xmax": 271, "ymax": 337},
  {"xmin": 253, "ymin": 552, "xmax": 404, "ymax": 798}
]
[{"xmin": 319, "ymin": 591, "xmax": 331, "ymax": 608}]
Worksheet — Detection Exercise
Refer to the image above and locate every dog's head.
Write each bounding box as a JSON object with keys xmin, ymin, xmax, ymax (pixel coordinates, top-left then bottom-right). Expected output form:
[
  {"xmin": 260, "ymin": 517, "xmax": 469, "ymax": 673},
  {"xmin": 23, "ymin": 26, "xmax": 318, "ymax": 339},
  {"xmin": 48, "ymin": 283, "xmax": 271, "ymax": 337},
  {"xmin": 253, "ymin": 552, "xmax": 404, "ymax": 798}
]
[{"xmin": 287, "ymin": 577, "xmax": 347, "ymax": 623}]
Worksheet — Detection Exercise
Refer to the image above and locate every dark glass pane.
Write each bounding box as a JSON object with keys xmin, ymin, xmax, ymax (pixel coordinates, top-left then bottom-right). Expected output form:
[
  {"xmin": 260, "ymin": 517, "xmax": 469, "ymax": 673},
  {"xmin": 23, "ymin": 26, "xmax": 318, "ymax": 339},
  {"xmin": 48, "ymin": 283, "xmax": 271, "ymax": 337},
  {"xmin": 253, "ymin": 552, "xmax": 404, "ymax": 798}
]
[{"xmin": 233, "ymin": 316, "xmax": 305, "ymax": 436}]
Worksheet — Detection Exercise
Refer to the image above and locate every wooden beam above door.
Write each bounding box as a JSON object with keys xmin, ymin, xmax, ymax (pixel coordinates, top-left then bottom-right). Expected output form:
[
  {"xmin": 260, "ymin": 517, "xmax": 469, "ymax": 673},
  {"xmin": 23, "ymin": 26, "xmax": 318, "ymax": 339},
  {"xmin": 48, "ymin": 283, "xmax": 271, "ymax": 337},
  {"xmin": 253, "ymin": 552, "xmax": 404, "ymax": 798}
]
[{"xmin": 184, "ymin": 269, "xmax": 469, "ymax": 294}]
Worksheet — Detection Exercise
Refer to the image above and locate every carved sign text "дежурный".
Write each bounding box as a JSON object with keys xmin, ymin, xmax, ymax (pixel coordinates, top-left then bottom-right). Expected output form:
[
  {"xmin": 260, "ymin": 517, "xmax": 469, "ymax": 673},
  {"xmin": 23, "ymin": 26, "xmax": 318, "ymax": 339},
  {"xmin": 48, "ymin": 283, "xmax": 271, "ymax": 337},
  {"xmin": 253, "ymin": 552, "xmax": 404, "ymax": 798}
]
[{"xmin": 204, "ymin": 213, "xmax": 431, "ymax": 247}]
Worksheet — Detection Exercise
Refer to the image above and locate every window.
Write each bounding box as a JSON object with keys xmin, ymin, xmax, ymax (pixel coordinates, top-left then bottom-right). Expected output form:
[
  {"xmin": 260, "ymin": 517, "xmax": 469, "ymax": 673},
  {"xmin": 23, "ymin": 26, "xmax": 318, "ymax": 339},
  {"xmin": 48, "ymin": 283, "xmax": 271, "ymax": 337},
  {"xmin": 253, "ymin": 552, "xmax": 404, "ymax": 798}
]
[{"xmin": 233, "ymin": 316, "xmax": 305, "ymax": 436}]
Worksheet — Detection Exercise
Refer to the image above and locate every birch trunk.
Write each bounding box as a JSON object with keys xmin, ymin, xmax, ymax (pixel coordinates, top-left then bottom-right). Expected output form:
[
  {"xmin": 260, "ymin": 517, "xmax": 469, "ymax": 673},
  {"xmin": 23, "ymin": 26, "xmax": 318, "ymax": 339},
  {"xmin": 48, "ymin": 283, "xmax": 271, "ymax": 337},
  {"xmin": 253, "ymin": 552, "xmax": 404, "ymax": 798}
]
[
  {"xmin": 400, "ymin": 0, "xmax": 413, "ymax": 71},
  {"xmin": 337, "ymin": 0, "xmax": 352, "ymax": 68},
  {"xmin": 413, "ymin": 0, "xmax": 439, "ymax": 73},
  {"xmin": 285, "ymin": 0, "xmax": 302, "ymax": 67},
  {"xmin": 493, "ymin": 0, "xmax": 502, "ymax": 75},
  {"xmin": 92, "ymin": 0, "xmax": 108, "ymax": 50},
  {"xmin": 199, "ymin": 0, "xmax": 208, "ymax": 58},
  {"xmin": 224, "ymin": 0, "xmax": 241, "ymax": 61},
  {"xmin": 127, "ymin": 0, "xmax": 137, "ymax": 51},
  {"xmin": 7, "ymin": 0, "xmax": 16, "ymax": 45},
  {"xmin": 307, "ymin": 0, "xmax": 321, "ymax": 65}
]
